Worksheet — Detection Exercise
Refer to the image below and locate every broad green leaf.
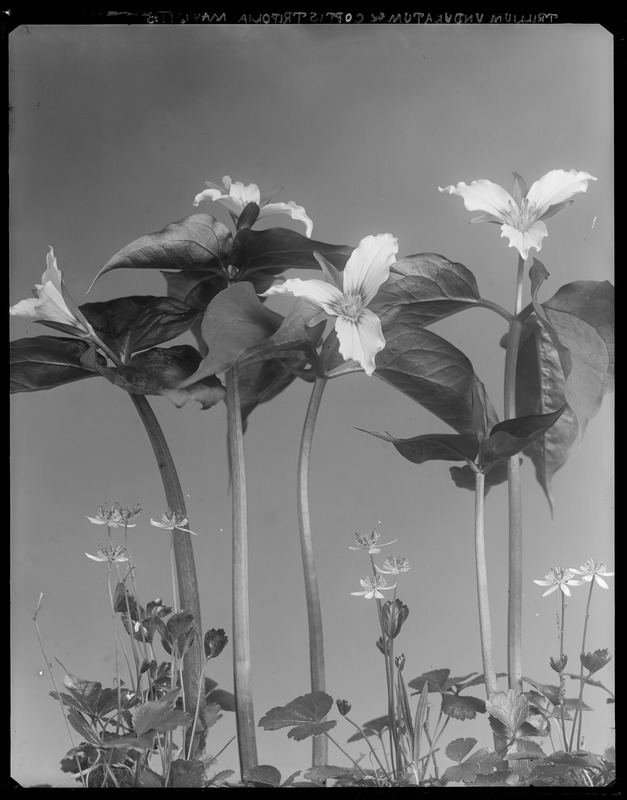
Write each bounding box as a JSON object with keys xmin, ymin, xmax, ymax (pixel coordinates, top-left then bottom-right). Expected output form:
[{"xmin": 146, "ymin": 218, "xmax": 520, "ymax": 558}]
[
  {"xmin": 205, "ymin": 689, "xmax": 235, "ymax": 713},
  {"xmin": 238, "ymin": 353, "xmax": 311, "ymax": 428},
  {"xmin": 541, "ymin": 280, "xmax": 614, "ymax": 434},
  {"xmin": 62, "ymin": 673, "xmax": 103, "ymax": 716},
  {"xmin": 163, "ymin": 270, "xmax": 229, "ymax": 313},
  {"xmin": 137, "ymin": 768, "xmax": 164, "ymax": 788},
  {"xmin": 510, "ymin": 321, "xmax": 579, "ymax": 513},
  {"xmin": 230, "ymin": 227, "xmax": 353, "ymax": 277},
  {"xmin": 358, "ymin": 429, "xmax": 479, "ymax": 464},
  {"xmin": 480, "ymin": 406, "xmax": 566, "ymax": 466},
  {"xmin": 506, "ymin": 739, "xmax": 546, "ymax": 760},
  {"xmin": 67, "ymin": 709, "xmax": 100, "ymax": 745},
  {"xmin": 258, "ymin": 691, "xmax": 337, "ymax": 741},
  {"xmin": 486, "ymin": 690, "xmax": 529, "ymax": 740},
  {"xmin": 131, "ymin": 689, "xmax": 191, "ymax": 737},
  {"xmin": 445, "ymin": 737, "xmax": 478, "ymax": 763},
  {"xmin": 10, "ymin": 336, "xmax": 104, "ymax": 393},
  {"xmin": 465, "ymin": 746, "xmax": 505, "ymax": 774},
  {"xmin": 169, "ymin": 760, "xmax": 206, "ymax": 788},
  {"xmin": 375, "ymin": 326, "xmax": 498, "ymax": 435},
  {"xmin": 95, "ymin": 344, "xmax": 225, "ymax": 409},
  {"xmin": 373, "ymin": 253, "xmax": 483, "ymax": 327},
  {"xmin": 80, "ymin": 296, "xmax": 198, "ymax": 361},
  {"xmin": 443, "ymin": 761, "xmax": 480, "ymax": 783},
  {"xmin": 441, "ymin": 694, "xmax": 486, "ymax": 721},
  {"xmin": 89, "ymin": 214, "xmax": 232, "ymax": 289},
  {"xmin": 449, "ymin": 460, "xmax": 514, "ymax": 494},
  {"xmin": 408, "ymin": 669, "xmax": 451, "ymax": 694},
  {"xmin": 522, "ymin": 677, "xmax": 560, "ymax": 706},
  {"xmin": 243, "ymin": 765, "xmax": 282, "ymax": 787}
]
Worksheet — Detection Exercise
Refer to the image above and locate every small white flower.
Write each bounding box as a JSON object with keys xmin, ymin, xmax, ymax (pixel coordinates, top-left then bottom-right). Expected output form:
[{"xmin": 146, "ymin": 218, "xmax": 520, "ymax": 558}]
[
  {"xmin": 193, "ymin": 175, "xmax": 313, "ymax": 237},
  {"xmin": 86, "ymin": 503, "xmax": 140, "ymax": 529},
  {"xmin": 351, "ymin": 575, "xmax": 396, "ymax": 600},
  {"xmin": 150, "ymin": 509, "xmax": 197, "ymax": 535},
  {"xmin": 85, "ymin": 544, "xmax": 129, "ymax": 564},
  {"xmin": 533, "ymin": 566, "xmax": 583, "ymax": 597},
  {"xmin": 376, "ymin": 556, "xmax": 411, "ymax": 575},
  {"xmin": 570, "ymin": 559, "xmax": 614, "ymax": 590},
  {"xmin": 348, "ymin": 530, "xmax": 398, "ymax": 555}
]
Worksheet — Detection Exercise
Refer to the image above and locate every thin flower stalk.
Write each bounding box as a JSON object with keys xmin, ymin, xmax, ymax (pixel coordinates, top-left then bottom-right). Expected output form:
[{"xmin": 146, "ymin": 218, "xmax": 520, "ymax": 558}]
[
  {"xmin": 558, "ymin": 590, "xmax": 569, "ymax": 749},
  {"xmin": 296, "ymin": 374, "xmax": 328, "ymax": 767},
  {"xmin": 225, "ymin": 363, "xmax": 258, "ymax": 776},
  {"xmin": 324, "ymin": 731, "xmax": 370, "ymax": 778},
  {"xmin": 343, "ymin": 714, "xmax": 390, "ymax": 778}
]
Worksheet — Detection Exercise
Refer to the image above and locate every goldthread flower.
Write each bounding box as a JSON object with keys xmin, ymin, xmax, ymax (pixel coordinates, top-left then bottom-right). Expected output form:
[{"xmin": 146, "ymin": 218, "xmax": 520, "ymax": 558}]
[
  {"xmin": 86, "ymin": 503, "xmax": 142, "ymax": 528},
  {"xmin": 533, "ymin": 566, "xmax": 583, "ymax": 597},
  {"xmin": 261, "ymin": 233, "xmax": 398, "ymax": 376},
  {"xmin": 85, "ymin": 544, "xmax": 129, "ymax": 564},
  {"xmin": 439, "ymin": 169, "xmax": 597, "ymax": 260},
  {"xmin": 10, "ymin": 247, "xmax": 96, "ymax": 336},
  {"xmin": 351, "ymin": 575, "xmax": 396, "ymax": 600},
  {"xmin": 193, "ymin": 175, "xmax": 313, "ymax": 237},
  {"xmin": 376, "ymin": 556, "xmax": 411, "ymax": 575},
  {"xmin": 150, "ymin": 509, "xmax": 197, "ymax": 535},
  {"xmin": 570, "ymin": 559, "xmax": 614, "ymax": 590},
  {"xmin": 348, "ymin": 530, "xmax": 398, "ymax": 555}
]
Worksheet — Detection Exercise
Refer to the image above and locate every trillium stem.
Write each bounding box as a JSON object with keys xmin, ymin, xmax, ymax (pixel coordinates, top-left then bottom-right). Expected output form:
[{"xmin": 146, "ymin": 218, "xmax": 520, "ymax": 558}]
[
  {"xmin": 473, "ymin": 471, "xmax": 498, "ymax": 699},
  {"xmin": 225, "ymin": 364, "xmax": 258, "ymax": 776},
  {"xmin": 504, "ymin": 255, "xmax": 526, "ymax": 694},
  {"xmin": 128, "ymin": 393, "xmax": 205, "ymax": 757},
  {"xmin": 570, "ymin": 579, "xmax": 595, "ymax": 751},
  {"xmin": 297, "ymin": 374, "xmax": 329, "ymax": 767}
]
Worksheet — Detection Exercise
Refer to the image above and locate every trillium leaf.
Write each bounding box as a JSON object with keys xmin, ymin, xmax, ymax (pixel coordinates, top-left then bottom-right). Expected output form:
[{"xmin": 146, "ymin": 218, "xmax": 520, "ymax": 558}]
[
  {"xmin": 375, "ymin": 325, "xmax": 499, "ymax": 435},
  {"xmin": 230, "ymin": 227, "xmax": 353, "ymax": 277},
  {"xmin": 449, "ymin": 460, "xmax": 514, "ymax": 494},
  {"xmin": 486, "ymin": 690, "xmax": 530, "ymax": 740},
  {"xmin": 89, "ymin": 214, "xmax": 232, "ymax": 289},
  {"xmin": 243, "ymin": 765, "xmax": 282, "ymax": 787},
  {"xmin": 373, "ymin": 252, "xmax": 483, "ymax": 327},
  {"xmin": 80, "ymin": 296, "xmax": 198, "ymax": 361},
  {"xmin": 445, "ymin": 737, "xmax": 478, "ymax": 763},
  {"xmin": 238, "ymin": 353, "xmax": 312, "ymax": 428},
  {"xmin": 441, "ymin": 693, "xmax": 486, "ymax": 721},
  {"xmin": 508, "ymin": 321, "xmax": 579, "ymax": 513},
  {"xmin": 163, "ymin": 270, "xmax": 228, "ymax": 313},
  {"xmin": 10, "ymin": 336, "xmax": 104, "ymax": 393},
  {"xmin": 541, "ymin": 280, "xmax": 614, "ymax": 435},
  {"xmin": 357, "ymin": 429, "xmax": 479, "ymax": 464},
  {"xmin": 131, "ymin": 689, "xmax": 191, "ymax": 737},
  {"xmin": 258, "ymin": 691, "xmax": 336, "ymax": 741},
  {"xmin": 480, "ymin": 406, "xmax": 567, "ymax": 466}
]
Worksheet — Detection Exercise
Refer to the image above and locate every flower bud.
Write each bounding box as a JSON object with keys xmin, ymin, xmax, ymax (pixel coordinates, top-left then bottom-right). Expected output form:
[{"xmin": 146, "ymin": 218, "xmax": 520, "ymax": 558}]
[
  {"xmin": 376, "ymin": 636, "xmax": 389, "ymax": 656},
  {"xmin": 204, "ymin": 628, "xmax": 229, "ymax": 660},
  {"xmin": 580, "ymin": 648, "xmax": 611, "ymax": 675},
  {"xmin": 336, "ymin": 699, "xmax": 352, "ymax": 717},
  {"xmin": 549, "ymin": 654, "xmax": 568, "ymax": 673},
  {"xmin": 381, "ymin": 599, "xmax": 409, "ymax": 639},
  {"xmin": 395, "ymin": 654, "xmax": 406, "ymax": 671}
]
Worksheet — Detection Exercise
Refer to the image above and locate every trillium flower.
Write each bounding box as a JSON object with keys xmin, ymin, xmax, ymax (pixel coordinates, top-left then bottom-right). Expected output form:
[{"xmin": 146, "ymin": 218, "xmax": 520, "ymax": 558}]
[
  {"xmin": 193, "ymin": 174, "xmax": 313, "ymax": 237},
  {"xmin": 348, "ymin": 530, "xmax": 398, "ymax": 554},
  {"xmin": 262, "ymin": 233, "xmax": 398, "ymax": 376},
  {"xmin": 375, "ymin": 556, "xmax": 411, "ymax": 575},
  {"xmin": 439, "ymin": 170, "xmax": 597, "ymax": 260},
  {"xmin": 570, "ymin": 559, "xmax": 614, "ymax": 589},
  {"xmin": 150, "ymin": 509, "xmax": 197, "ymax": 535},
  {"xmin": 10, "ymin": 246, "xmax": 96, "ymax": 336},
  {"xmin": 533, "ymin": 566, "xmax": 584, "ymax": 597},
  {"xmin": 351, "ymin": 575, "xmax": 396, "ymax": 600},
  {"xmin": 85, "ymin": 544, "xmax": 129, "ymax": 564}
]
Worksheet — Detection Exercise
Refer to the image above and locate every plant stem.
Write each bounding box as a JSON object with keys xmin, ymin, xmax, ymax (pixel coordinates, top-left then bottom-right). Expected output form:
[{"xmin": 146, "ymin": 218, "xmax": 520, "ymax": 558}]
[
  {"xmin": 128, "ymin": 393, "xmax": 204, "ymax": 756},
  {"xmin": 345, "ymin": 716, "xmax": 389, "ymax": 777},
  {"xmin": 297, "ymin": 375, "xmax": 328, "ymax": 768},
  {"xmin": 324, "ymin": 732, "xmax": 369, "ymax": 777},
  {"xmin": 570, "ymin": 579, "xmax": 595, "ymax": 751},
  {"xmin": 225, "ymin": 364, "xmax": 258, "ymax": 776},
  {"xmin": 504, "ymin": 254, "xmax": 526, "ymax": 694},
  {"xmin": 474, "ymin": 471, "xmax": 498, "ymax": 699},
  {"xmin": 558, "ymin": 591, "xmax": 568, "ymax": 750}
]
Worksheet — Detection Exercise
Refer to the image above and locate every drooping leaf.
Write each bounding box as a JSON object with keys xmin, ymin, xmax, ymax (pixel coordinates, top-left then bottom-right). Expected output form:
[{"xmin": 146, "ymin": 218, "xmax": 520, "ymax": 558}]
[
  {"xmin": 408, "ymin": 669, "xmax": 451, "ymax": 694},
  {"xmin": 486, "ymin": 690, "xmax": 530, "ymax": 740},
  {"xmin": 480, "ymin": 406, "xmax": 566, "ymax": 466},
  {"xmin": 131, "ymin": 689, "xmax": 191, "ymax": 737},
  {"xmin": 373, "ymin": 252, "xmax": 483, "ymax": 328},
  {"xmin": 441, "ymin": 693, "xmax": 486, "ymax": 721},
  {"xmin": 258, "ymin": 691, "xmax": 337, "ymax": 741},
  {"xmin": 168, "ymin": 760, "xmax": 206, "ymax": 788},
  {"xmin": 375, "ymin": 326, "xmax": 498, "ymax": 435},
  {"xmin": 358, "ymin": 429, "xmax": 479, "ymax": 464},
  {"xmin": 243, "ymin": 765, "xmax": 282, "ymax": 787},
  {"xmin": 238, "ymin": 353, "xmax": 312, "ymax": 428},
  {"xmin": 10, "ymin": 336, "xmax": 104, "ymax": 393},
  {"xmin": 205, "ymin": 688, "xmax": 236, "ymax": 713},
  {"xmin": 80, "ymin": 296, "xmax": 198, "ymax": 361},
  {"xmin": 445, "ymin": 737, "xmax": 478, "ymax": 763},
  {"xmin": 89, "ymin": 214, "xmax": 232, "ymax": 289},
  {"xmin": 449, "ymin": 460, "xmax": 514, "ymax": 494}
]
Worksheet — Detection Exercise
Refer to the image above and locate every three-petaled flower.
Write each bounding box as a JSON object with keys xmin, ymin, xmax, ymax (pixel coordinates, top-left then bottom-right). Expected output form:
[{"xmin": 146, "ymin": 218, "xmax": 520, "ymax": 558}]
[
  {"xmin": 193, "ymin": 175, "xmax": 313, "ymax": 237},
  {"xmin": 570, "ymin": 559, "xmax": 614, "ymax": 590},
  {"xmin": 10, "ymin": 247, "xmax": 96, "ymax": 336},
  {"xmin": 533, "ymin": 566, "xmax": 583, "ymax": 597},
  {"xmin": 375, "ymin": 556, "xmax": 411, "ymax": 575},
  {"xmin": 348, "ymin": 530, "xmax": 398, "ymax": 555},
  {"xmin": 150, "ymin": 510, "xmax": 197, "ymax": 535},
  {"xmin": 85, "ymin": 544, "xmax": 129, "ymax": 564},
  {"xmin": 439, "ymin": 169, "xmax": 597, "ymax": 260},
  {"xmin": 351, "ymin": 575, "xmax": 396, "ymax": 600},
  {"xmin": 262, "ymin": 233, "xmax": 398, "ymax": 376}
]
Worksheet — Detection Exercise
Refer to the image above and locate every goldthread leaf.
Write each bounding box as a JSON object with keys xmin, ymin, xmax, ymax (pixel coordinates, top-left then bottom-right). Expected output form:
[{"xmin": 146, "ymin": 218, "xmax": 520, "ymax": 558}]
[
  {"xmin": 441, "ymin": 693, "xmax": 486, "ymax": 721},
  {"xmin": 131, "ymin": 689, "xmax": 191, "ymax": 737},
  {"xmin": 408, "ymin": 668, "xmax": 451, "ymax": 694},
  {"xmin": 10, "ymin": 336, "xmax": 104, "ymax": 393},
  {"xmin": 168, "ymin": 760, "xmax": 206, "ymax": 788},
  {"xmin": 445, "ymin": 737, "xmax": 478, "ymax": 763},
  {"xmin": 486, "ymin": 690, "xmax": 530, "ymax": 740},
  {"xmin": 258, "ymin": 691, "xmax": 337, "ymax": 741},
  {"xmin": 243, "ymin": 765, "xmax": 283, "ymax": 787}
]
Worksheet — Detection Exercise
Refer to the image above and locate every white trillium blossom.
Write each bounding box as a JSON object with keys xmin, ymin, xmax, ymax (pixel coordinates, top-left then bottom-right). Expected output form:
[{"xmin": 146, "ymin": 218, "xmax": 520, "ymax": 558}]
[
  {"xmin": 351, "ymin": 575, "xmax": 397, "ymax": 600},
  {"xmin": 193, "ymin": 175, "xmax": 314, "ymax": 237},
  {"xmin": 570, "ymin": 559, "xmax": 614, "ymax": 590},
  {"xmin": 150, "ymin": 510, "xmax": 197, "ymax": 536},
  {"xmin": 533, "ymin": 566, "xmax": 584, "ymax": 597},
  {"xmin": 439, "ymin": 169, "xmax": 597, "ymax": 260},
  {"xmin": 348, "ymin": 530, "xmax": 398, "ymax": 555},
  {"xmin": 10, "ymin": 247, "xmax": 96, "ymax": 336},
  {"xmin": 262, "ymin": 233, "xmax": 398, "ymax": 376}
]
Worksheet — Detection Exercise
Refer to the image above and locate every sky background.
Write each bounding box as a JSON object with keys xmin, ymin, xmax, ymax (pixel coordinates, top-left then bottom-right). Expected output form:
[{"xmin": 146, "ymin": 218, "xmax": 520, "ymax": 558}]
[{"xmin": 10, "ymin": 23, "xmax": 613, "ymax": 787}]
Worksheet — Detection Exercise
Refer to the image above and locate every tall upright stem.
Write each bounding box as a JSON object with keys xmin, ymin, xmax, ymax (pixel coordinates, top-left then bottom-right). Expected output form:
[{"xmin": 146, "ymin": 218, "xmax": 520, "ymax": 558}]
[
  {"xmin": 297, "ymin": 375, "xmax": 328, "ymax": 767},
  {"xmin": 473, "ymin": 471, "xmax": 498, "ymax": 699},
  {"xmin": 570, "ymin": 580, "xmax": 595, "ymax": 751},
  {"xmin": 504, "ymin": 255, "xmax": 526, "ymax": 693},
  {"xmin": 129, "ymin": 394, "xmax": 204, "ymax": 754},
  {"xmin": 225, "ymin": 364, "xmax": 258, "ymax": 776}
]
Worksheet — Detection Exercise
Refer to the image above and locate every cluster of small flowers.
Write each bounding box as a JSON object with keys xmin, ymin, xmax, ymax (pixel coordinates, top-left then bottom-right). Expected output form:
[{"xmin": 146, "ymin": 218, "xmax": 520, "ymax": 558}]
[
  {"xmin": 349, "ymin": 530, "xmax": 411, "ymax": 599},
  {"xmin": 533, "ymin": 559, "xmax": 614, "ymax": 597}
]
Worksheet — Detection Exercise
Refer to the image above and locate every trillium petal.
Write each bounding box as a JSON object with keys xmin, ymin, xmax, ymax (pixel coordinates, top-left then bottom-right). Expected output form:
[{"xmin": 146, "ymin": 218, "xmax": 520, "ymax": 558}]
[
  {"xmin": 259, "ymin": 201, "xmax": 313, "ymax": 238},
  {"xmin": 439, "ymin": 179, "xmax": 515, "ymax": 220},
  {"xmin": 342, "ymin": 234, "xmax": 398, "ymax": 304},
  {"xmin": 9, "ymin": 298, "xmax": 40, "ymax": 318},
  {"xmin": 500, "ymin": 221, "xmax": 548, "ymax": 260},
  {"xmin": 335, "ymin": 308, "xmax": 386, "ymax": 377},
  {"xmin": 193, "ymin": 187, "xmax": 225, "ymax": 207},
  {"xmin": 526, "ymin": 170, "xmax": 597, "ymax": 217},
  {"xmin": 228, "ymin": 179, "xmax": 261, "ymax": 207},
  {"xmin": 262, "ymin": 278, "xmax": 343, "ymax": 315}
]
